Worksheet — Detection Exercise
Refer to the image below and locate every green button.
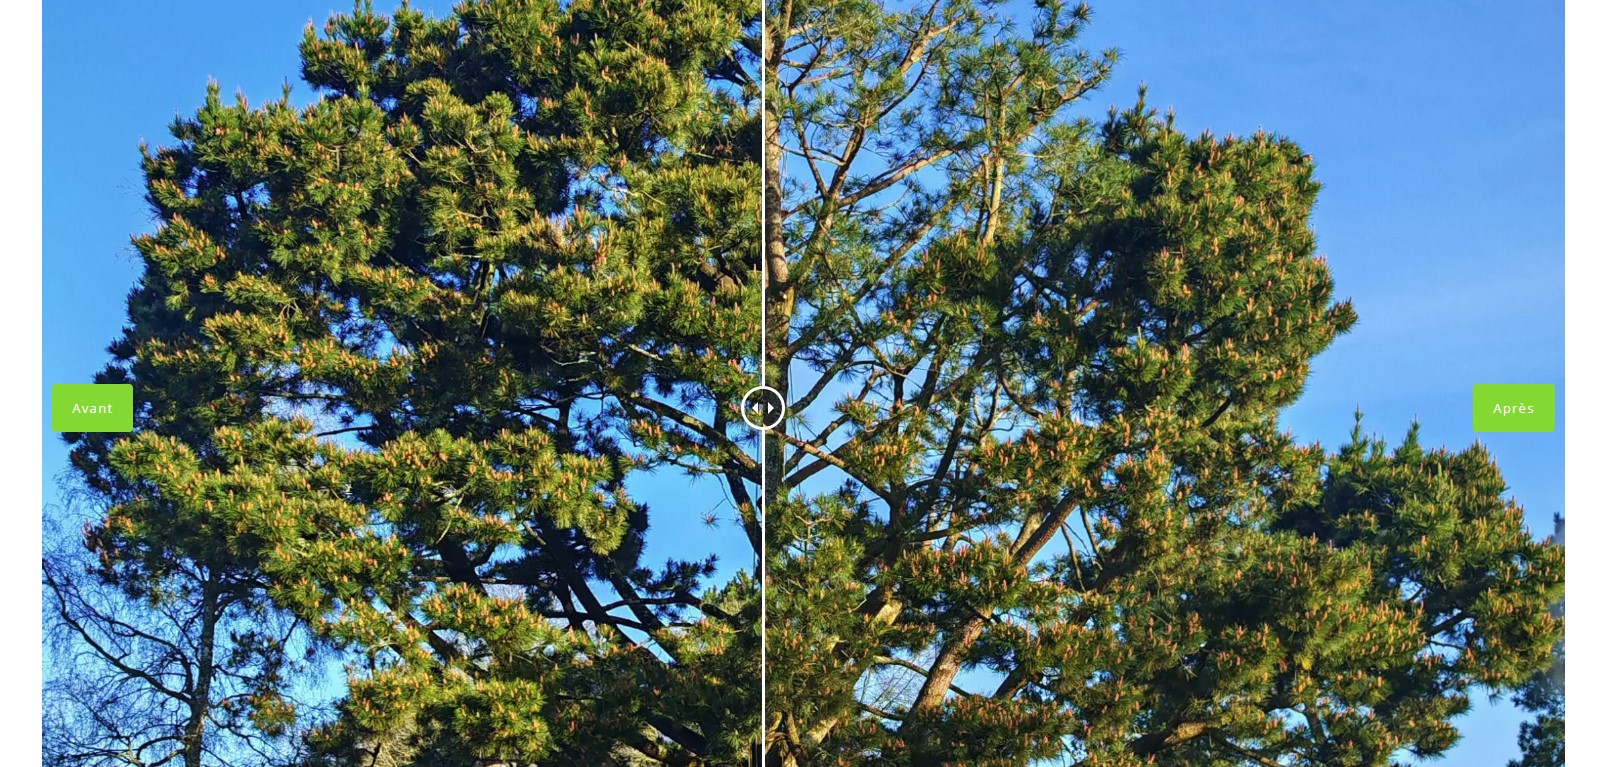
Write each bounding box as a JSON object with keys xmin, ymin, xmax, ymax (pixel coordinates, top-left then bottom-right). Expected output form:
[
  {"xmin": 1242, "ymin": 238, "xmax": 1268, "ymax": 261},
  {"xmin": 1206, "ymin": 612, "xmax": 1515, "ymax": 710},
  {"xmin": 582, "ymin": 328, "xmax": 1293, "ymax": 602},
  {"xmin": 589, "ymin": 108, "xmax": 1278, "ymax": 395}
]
[
  {"xmin": 51, "ymin": 384, "xmax": 134, "ymax": 432},
  {"xmin": 1472, "ymin": 384, "xmax": 1555, "ymax": 433}
]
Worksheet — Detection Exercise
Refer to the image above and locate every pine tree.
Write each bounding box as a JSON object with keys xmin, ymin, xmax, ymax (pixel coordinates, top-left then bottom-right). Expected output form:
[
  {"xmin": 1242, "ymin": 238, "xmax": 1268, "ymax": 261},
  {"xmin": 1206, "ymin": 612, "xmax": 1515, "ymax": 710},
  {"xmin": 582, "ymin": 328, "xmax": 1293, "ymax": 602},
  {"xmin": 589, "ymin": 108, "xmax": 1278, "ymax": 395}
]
[
  {"xmin": 67, "ymin": 1, "xmax": 764, "ymax": 764},
  {"xmin": 760, "ymin": 0, "xmax": 1562, "ymax": 764}
]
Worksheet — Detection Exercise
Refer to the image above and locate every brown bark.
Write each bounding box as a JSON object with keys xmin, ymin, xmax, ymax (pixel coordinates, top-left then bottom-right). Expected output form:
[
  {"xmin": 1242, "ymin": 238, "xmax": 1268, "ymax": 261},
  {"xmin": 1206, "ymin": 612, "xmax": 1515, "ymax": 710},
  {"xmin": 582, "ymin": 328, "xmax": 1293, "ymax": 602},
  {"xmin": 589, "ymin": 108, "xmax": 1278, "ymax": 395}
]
[
  {"xmin": 760, "ymin": 5, "xmax": 791, "ymax": 764},
  {"xmin": 183, "ymin": 573, "xmax": 220, "ymax": 767}
]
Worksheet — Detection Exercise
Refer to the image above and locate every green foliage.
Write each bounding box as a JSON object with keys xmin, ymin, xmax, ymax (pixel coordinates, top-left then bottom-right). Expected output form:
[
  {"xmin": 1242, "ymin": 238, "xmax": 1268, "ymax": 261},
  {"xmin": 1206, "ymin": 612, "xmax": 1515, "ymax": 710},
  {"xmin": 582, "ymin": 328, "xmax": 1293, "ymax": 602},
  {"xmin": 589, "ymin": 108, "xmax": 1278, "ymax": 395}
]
[
  {"xmin": 70, "ymin": 0, "xmax": 761, "ymax": 764},
  {"xmin": 763, "ymin": 0, "xmax": 1562, "ymax": 765}
]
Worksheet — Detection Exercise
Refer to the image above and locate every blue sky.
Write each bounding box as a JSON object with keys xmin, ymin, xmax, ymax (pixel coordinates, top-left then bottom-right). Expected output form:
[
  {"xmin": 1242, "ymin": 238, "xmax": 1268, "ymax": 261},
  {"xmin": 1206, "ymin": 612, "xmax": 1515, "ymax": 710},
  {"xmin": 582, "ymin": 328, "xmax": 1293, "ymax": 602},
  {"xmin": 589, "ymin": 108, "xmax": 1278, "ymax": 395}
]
[{"xmin": 44, "ymin": 2, "xmax": 1563, "ymax": 764}]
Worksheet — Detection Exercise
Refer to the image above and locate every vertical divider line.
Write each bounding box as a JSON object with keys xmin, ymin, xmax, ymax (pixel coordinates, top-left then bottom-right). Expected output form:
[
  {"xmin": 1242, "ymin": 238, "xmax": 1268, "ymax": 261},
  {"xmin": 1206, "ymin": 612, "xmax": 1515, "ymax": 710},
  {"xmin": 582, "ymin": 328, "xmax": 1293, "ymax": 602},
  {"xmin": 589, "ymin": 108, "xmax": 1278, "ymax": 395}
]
[{"xmin": 757, "ymin": 0, "xmax": 770, "ymax": 760}]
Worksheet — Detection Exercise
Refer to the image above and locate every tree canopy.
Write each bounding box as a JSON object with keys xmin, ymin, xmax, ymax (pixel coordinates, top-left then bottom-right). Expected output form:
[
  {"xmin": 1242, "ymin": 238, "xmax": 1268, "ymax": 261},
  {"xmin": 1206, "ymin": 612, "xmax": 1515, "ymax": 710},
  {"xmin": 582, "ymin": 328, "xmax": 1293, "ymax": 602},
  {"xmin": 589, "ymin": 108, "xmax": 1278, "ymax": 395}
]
[
  {"xmin": 762, "ymin": 0, "xmax": 1560, "ymax": 764},
  {"xmin": 65, "ymin": 0, "xmax": 763, "ymax": 763},
  {"xmin": 53, "ymin": 1, "xmax": 1562, "ymax": 766}
]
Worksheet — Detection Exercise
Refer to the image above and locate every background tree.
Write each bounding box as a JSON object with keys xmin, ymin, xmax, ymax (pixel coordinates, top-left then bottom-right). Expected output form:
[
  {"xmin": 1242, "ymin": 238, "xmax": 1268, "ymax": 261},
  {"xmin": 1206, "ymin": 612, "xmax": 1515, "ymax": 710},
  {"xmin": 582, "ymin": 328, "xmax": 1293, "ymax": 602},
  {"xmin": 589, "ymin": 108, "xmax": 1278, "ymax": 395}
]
[
  {"xmin": 63, "ymin": 0, "xmax": 764, "ymax": 764},
  {"xmin": 761, "ymin": 0, "xmax": 1563, "ymax": 764},
  {"xmin": 43, "ymin": 514, "xmax": 315, "ymax": 767},
  {"xmin": 1509, "ymin": 667, "xmax": 1563, "ymax": 767}
]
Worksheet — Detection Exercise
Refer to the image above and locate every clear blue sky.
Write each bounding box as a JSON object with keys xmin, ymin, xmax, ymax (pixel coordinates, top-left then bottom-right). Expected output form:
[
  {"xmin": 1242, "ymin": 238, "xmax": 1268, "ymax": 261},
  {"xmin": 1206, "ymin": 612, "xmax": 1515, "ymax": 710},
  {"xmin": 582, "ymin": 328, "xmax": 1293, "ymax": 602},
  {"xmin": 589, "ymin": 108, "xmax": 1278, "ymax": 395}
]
[{"xmin": 43, "ymin": 2, "xmax": 1563, "ymax": 764}]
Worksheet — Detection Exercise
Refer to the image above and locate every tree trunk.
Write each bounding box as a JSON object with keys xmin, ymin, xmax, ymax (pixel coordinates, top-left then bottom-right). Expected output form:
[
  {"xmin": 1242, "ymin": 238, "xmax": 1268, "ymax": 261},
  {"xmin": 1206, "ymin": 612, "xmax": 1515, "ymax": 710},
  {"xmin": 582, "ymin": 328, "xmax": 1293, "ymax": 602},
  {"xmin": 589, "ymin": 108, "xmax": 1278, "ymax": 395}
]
[
  {"xmin": 760, "ymin": 5, "xmax": 791, "ymax": 764},
  {"xmin": 184, "ymin": 571, "xmax": 221, "ymax": 767}
]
